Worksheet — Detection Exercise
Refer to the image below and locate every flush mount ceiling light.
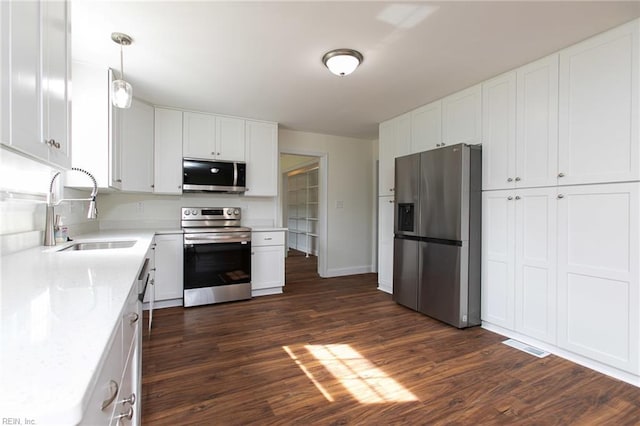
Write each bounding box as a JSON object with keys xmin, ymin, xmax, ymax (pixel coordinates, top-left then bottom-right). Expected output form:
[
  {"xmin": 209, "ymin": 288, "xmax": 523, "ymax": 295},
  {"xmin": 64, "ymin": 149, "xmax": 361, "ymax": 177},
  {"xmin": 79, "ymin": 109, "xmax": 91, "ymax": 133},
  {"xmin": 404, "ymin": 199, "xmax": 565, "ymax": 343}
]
[
  {"xmin": 322, "ymin": 49, "xmax": 363, "ymax": 77},
  {"xmin": 111, "ymin": 32, "xmax": 133, "ymax": 108}
]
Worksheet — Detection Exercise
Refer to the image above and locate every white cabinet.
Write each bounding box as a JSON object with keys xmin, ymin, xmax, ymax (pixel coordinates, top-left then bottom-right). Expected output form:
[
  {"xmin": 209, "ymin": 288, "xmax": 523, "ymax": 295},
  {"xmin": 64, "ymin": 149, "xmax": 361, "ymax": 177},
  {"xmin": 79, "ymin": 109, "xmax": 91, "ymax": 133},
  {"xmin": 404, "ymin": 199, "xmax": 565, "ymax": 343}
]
[
  {"xmin": 154, "ymin": 233, "xmax": 184, "ymax": 303},
  {"xmin": 251, "ymin": 230, "xmax": 285, "ymax": 296},
  {"xmin": 442, "ymin": 84, "xmax": 482, "ymax": 145},
  {"xmin": 183, "ymin": 112, "xmax": 245, "ymax": 161},
  {"xmin": 558, "ymin": 20, "xmax": 639, "ymax": 186},
  {"xmin": 245, "ymin": 120, "xmax": 278, "ymax": 196},
  {"xmin": 557, "ymin": 183, "xmax": 639, "ymax": 373},
  {"xmin": 483, "ymin": 56, "xmax": 559, "ymax": 191},
  {"xmin": 482, "ymin": 72, "xmax": 517, "ymax": 190},
  {"xmin": 411, "ymin": 100, "xmax": 441, "ymax": 153},
  {"xmin": 482, "ymin": 188, "xmax": 557, "ymax": 343},
  {"xmin": 119, "ymin": 98, "xmax": 154, "ymax": 193},
  {"xmin": 1, "ymin": 0, "xmax": 70, "ymax": 168},
  {"xmin": 377, "ymin": 196, "xmax": 394, "ymax": 294},
  {"xmin": 378, "ymin": 113, "xmax": 411, "ymax": 196},
  {"xmin": 82, "ymin": 284, "xmax": 141, "ymax": 426},
  {"xmin": 153, "ymin": 108, "xmax": 183, "ymax": 194}
]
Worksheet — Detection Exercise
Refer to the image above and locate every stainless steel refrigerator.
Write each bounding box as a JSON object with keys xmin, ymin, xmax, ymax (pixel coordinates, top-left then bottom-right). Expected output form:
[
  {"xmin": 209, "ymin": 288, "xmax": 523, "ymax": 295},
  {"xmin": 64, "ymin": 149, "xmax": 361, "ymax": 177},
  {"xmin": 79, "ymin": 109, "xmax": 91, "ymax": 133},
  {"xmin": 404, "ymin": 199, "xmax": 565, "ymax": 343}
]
[{"xmin": 392, "ymin": 143, "xmax": 481, "ymax": 328}]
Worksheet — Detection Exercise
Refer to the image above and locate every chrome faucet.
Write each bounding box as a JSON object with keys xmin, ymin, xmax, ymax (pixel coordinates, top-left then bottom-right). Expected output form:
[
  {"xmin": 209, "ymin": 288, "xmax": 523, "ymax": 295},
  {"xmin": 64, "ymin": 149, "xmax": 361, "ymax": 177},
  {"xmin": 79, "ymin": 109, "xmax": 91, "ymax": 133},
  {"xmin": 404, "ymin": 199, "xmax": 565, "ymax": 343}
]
[{"xmin": 44, "ymin": 167, "xmax": 98, "ymax": 246}]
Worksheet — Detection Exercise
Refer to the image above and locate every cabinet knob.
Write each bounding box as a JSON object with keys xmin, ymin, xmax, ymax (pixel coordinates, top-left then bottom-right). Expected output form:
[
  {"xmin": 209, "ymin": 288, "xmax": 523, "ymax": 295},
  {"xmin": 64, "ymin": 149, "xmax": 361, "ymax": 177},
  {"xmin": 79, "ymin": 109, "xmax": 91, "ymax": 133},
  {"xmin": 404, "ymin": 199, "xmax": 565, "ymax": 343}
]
[
  {"xmin": 515, "ymin": 177, "xmax": 521, "ymax": 182},
  {"xmin": 115, "ymin": 406, "xmax": 134, "ymax": 424},
  {"xmin": 211, "ymin": 151, "xmax": 215, "ymax": 155},
  {"xmin": 128, "ymin": 312, "xmax": 139, "ymax": 324},
  {"xmin": 507, "ymin": 196, "xmax": 513, "ymax": 200},
  {"xmin": 151, "ymin": 184, "xmax": 155, "ymax": 188},
  {"xmin": 390, "ymin": 188, "xmax": 394, "ymax": 192},
  {"xmin": 558, "ymin": 172, "xmax": 565, "ymax": 178},
  {"xmin": 178, "ymin": 185, "xmax": 182, "ymax": 189},
  {"xmin": 45, "ymin": 139, "xmax": 61, "ymax": 149},
  {"xmin": 388, "ymin": 200, "xmax": 394, "ymax": 203},
  {"xmin": 436, "ymin": 143, "xmax": 441, "ymax": 147},
  {"xmin": 119, "ymin": 393, "xmax": 136, "ymax": 406},
  {"xmin": 116, "ymin": 179, "xmax": 122, "ymax": 183},
  {"xmin": 557, "ymin": 194, "xmax": 565, "ymax": 199},
  {"xmin": 515, "ymin": 196, "xmax": 521, "ymax": 200},
  {"xmin": 441, "ymin": 142, "xmax": 446, "ymax": 146},
  {"xmin": 507, "ymin": 178, "xmax": 513, "ymax": 182}
]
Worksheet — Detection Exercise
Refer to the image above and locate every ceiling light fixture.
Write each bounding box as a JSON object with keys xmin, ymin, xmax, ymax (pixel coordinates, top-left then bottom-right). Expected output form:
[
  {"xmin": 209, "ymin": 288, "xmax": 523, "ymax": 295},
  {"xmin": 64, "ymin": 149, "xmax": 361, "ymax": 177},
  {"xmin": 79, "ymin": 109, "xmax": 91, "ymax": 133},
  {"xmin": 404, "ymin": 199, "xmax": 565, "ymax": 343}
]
[
  {"xmin": 322, "ymin": 49, "xmax": 363, "ymax": 77},
  {"xmin": 111, "ymin": 32, "xmax": 133, "ymax": 108}
]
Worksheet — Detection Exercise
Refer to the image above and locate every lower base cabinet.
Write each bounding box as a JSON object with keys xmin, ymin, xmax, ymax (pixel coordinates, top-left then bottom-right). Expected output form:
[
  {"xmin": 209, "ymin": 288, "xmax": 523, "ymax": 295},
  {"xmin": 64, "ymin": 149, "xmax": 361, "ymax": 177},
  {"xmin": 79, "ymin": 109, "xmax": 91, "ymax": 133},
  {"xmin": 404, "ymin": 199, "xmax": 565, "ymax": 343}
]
[
  {"xmin": 152, "ymin": 233, "xmax": 183, "ymax": 307},
  {"xmin": 82, "ymin": 285, "xmax": 141, "ymax": 425},
  {"xmin": 377, "ymin": 196, "xmax": 394, "ymax": 294},
  {"xmin": 251, "ymin": 231, "xmax": 285, "ymax": 296},
  {"xmin": 482, "ymin": 182, "xmax": 640, "ymax": 377}
]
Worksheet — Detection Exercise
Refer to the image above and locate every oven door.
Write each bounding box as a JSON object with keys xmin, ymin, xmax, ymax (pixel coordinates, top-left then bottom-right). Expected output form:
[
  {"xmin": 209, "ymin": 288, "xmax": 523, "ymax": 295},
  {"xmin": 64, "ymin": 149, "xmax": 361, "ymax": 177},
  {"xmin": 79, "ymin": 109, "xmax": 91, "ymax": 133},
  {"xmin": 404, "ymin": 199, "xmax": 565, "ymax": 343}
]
[{"xmin": 183, "ymin": 235, "xmax": 252, "ymax": 306}]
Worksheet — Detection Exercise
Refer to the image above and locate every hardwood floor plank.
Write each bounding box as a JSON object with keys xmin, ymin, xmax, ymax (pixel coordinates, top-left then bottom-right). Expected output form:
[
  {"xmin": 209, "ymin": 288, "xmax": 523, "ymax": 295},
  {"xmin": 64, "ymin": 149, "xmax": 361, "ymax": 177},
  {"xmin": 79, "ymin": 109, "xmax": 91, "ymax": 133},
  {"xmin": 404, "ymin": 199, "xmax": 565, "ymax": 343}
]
[{"xmin": 142, "ymin": 253, "xmax": 640, "ymax": 424}]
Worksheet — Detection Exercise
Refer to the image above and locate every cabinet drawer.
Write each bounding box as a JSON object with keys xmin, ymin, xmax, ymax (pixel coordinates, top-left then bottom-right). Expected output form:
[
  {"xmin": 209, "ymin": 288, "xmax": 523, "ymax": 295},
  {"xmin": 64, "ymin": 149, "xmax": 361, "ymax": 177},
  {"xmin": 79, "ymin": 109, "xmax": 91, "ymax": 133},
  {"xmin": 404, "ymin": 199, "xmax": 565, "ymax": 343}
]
[{"xmin": 252, "ymin": 231, "xmax": 284, "ymax": 247}]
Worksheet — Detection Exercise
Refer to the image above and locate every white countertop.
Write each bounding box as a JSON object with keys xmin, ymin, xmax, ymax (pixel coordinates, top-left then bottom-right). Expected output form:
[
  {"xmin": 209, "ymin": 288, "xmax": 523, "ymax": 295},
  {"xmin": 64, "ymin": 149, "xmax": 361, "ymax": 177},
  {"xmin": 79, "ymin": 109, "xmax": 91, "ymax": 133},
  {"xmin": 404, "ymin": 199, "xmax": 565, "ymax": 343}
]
[
  {"xmin": 251, "ymin": 227, "xmax": 288, "ymax": 232},
  {"xmin": 0, "ymin": 230, "xmax": 155, "ymax": 425}
]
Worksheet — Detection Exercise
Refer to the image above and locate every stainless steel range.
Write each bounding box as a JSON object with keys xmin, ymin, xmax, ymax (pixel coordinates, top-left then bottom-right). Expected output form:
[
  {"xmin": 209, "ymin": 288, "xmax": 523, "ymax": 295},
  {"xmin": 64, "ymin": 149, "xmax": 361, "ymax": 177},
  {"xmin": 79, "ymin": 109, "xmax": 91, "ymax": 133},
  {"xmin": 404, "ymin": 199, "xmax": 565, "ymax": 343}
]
[{"xmin": 182, "ymin": 207, "xmax": 252, "ymax": 307}]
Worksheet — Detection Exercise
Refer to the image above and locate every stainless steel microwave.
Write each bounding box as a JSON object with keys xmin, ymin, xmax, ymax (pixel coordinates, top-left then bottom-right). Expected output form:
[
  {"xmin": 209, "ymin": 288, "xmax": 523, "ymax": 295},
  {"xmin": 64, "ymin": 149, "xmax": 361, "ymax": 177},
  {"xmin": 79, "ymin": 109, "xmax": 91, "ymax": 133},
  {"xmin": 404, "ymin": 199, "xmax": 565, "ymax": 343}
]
[{"xmin": 182, "ymin": 158, "xmax": 246, "ymax": 193}]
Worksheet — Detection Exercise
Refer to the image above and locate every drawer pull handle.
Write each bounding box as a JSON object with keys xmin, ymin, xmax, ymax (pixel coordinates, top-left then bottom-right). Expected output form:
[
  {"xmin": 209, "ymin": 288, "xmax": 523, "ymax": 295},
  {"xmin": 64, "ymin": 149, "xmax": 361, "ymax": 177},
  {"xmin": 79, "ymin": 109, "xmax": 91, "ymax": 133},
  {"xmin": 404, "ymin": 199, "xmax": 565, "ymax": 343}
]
[
  {"xmin": 101, "ymin": 380, "xmax": 119, "ymax": 411},
  {"xmin": 128, "ymin": 312, "xmax": 139, "ymax": 324},
  {"xmin": 264, "ymin": 237, "xmax": 272, "ymax": 240}
]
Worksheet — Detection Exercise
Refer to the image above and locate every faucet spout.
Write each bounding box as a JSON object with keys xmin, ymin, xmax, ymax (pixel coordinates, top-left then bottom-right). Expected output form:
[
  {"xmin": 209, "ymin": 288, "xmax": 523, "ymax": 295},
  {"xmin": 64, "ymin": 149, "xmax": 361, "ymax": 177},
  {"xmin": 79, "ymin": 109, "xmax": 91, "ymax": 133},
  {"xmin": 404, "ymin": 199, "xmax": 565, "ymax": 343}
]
[{"xmin": 44, "ymin": 167, "xmax": 99, "ymax": 246}]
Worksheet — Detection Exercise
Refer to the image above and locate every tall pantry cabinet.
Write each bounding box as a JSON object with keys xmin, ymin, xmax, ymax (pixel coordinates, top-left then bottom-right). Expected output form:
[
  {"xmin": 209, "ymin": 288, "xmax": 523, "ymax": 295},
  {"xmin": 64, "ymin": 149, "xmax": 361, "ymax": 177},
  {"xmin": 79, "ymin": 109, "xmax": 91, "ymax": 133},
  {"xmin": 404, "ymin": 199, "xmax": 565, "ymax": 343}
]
[{"xmin": 481, "ymin": 19, "xmax": 640, "ymax": 381}]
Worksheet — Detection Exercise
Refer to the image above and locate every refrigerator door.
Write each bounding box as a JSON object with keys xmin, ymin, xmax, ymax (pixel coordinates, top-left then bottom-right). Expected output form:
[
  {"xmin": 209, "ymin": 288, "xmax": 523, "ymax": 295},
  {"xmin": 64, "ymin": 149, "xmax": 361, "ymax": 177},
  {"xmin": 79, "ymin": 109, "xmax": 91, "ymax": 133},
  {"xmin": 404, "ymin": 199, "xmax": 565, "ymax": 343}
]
[
  {"xmin": 394, "ymin": 153, "xmax": 420, "ymax": 236},
  {"xmin": 419, "ymin": 144, "xmax": 468, "ymax": 241},
  {"xmin": 393, "ymin": 236, "xmax": 420, "ymax": 310},
  {"xmin": 418, "ymin": 240, "xmax": 470, "ymax": 328}
]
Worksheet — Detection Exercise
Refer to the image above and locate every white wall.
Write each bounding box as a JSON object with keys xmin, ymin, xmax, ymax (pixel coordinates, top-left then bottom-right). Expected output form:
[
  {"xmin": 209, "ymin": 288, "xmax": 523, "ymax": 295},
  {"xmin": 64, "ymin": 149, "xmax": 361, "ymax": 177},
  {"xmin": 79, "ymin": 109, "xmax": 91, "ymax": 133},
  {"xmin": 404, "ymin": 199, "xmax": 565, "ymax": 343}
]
[
  {"xmin": 279, "ymin": 129, "xmax": 375, "ymax": 277},
  {"xmin": 0, "ymin": 148, "xmax": 99, "ymax": 254},
  {"xmin": 97, "ymin": 192, "xmax": 277, "ymax": 230}
]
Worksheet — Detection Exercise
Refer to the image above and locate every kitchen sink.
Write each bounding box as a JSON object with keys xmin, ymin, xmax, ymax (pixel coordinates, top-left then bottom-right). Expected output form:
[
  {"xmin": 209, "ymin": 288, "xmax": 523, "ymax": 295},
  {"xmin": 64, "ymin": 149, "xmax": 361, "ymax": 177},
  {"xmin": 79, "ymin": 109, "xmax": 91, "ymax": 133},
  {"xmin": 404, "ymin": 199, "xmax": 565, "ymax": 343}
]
[{"xmin": 57, "ymin": 240, "xmax": 137, "ymax": 251}]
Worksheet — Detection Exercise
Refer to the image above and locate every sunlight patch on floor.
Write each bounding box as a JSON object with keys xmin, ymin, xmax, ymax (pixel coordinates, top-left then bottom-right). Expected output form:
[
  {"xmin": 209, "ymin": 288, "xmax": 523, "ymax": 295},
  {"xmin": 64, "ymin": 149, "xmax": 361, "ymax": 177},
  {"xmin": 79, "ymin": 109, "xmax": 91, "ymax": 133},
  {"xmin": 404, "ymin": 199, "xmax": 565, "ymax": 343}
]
[{"xmin": 284, "ymin": 343, "xmax": 418, "ymax": 403}]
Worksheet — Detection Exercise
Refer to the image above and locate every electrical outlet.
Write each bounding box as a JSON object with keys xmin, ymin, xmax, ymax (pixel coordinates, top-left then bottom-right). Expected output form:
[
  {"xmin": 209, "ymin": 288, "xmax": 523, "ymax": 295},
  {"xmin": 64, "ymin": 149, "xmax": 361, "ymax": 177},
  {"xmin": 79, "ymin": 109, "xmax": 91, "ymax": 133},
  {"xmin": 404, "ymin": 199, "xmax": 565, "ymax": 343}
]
[{"xmin": 136, "ymin": 202, "xmax": 144, "ymax": 214}]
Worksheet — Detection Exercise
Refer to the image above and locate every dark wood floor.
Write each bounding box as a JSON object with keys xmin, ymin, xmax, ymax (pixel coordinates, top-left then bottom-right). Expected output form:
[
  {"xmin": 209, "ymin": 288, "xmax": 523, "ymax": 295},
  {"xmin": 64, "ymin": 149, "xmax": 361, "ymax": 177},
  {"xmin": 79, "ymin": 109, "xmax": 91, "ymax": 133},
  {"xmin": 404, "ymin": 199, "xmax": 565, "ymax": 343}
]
[{"xmin": 142, "ymin": 251, "xmax": 640, "ymax": 425}]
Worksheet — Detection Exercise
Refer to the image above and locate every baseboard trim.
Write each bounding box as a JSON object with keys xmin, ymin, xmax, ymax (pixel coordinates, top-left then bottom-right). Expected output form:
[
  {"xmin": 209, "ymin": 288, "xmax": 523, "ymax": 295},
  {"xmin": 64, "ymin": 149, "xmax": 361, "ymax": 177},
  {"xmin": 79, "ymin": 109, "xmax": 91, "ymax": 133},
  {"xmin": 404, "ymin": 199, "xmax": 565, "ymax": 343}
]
[
  {"xmin": 143, "ymin": 298, "xmax": 183, "ymax": 310},
  {"xmin": 377, "ymin": 285, "xmax": 392, "ymax": 294},
  {"xmin": 325, "ymin": 265, "xmax": 372, "ymax": 278},
  {"xmin": 482, "ymin": 322, "xmax": 640, "ymax": 388},
  {"xmin": 252, "ymin": 287, "xmax": 283, "ymax": 297}
]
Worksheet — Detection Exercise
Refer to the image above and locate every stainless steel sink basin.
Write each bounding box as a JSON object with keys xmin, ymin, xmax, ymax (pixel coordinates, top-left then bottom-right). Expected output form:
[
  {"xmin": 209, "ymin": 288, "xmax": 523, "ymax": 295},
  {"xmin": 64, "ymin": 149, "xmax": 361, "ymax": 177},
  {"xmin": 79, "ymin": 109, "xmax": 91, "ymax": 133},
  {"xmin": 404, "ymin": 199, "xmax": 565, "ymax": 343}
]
[{"xmin": 57, "ymin": 240, "xmax": 136, "ymax": 251}]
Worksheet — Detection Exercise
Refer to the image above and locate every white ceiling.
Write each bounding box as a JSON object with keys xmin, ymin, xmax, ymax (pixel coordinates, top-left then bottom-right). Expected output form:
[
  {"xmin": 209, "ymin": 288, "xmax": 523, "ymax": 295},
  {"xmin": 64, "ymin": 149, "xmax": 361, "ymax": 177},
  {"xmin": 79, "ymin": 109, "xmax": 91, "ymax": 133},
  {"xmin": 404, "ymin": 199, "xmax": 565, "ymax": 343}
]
[{"xmin": 72, "ymin": 1, "xmax": 640, "ymax": 140}]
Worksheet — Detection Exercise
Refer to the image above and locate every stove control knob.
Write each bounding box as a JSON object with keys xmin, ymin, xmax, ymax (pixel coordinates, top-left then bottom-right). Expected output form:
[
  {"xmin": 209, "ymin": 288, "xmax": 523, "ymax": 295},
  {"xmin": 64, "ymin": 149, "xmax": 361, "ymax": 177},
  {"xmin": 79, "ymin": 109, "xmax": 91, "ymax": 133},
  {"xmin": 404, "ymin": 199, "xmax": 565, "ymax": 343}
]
[
  {"xmin": 191, "ymin": 210, "xmax": 197, "ymax": 215},
  {"xmin": 234, "ymin": 209, "xmax": 240, "ymax": 215},
  {"xmin": 184, "ymin": 211, "xmax": 190, "ymax": 216}
]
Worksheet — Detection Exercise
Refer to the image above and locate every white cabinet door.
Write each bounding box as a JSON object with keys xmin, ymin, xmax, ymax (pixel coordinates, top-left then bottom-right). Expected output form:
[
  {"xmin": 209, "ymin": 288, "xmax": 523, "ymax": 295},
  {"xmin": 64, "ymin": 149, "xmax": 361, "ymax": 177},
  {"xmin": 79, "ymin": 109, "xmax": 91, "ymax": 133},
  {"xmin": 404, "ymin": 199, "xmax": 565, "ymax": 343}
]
[
  {"xmin": 442, "ymin": 84, "xmax": 482, "ymax": 145},
  {"xmin": 216, "ymin": 116, "xmax": 245, "ymax": 161},
  {"xmin": 41, "ymin": 0, "xmax": 70, "ymax": 169},
  {"xmin": 183, "ymin": 111, "xmax": 215, "ymax": 159},
  {"xmin": 411, "ymin": 101, "xmax": 441, "ymax": 153},
  {"xmin": 377, "ymin": 196, "xmax": 394, "ymax": 293},
  {"xmin": 154, "ymin": 108, "xmax": 183, "ymax": 194},
  {"xmin": 252, "ymin": 245, "xmax": 285, "ymax": 290},
  {"xmin": 482, "ymin": 72, "xmax": 516, "ymax": 190},
  {"xmin": 378, "ymin": 120, "xmax": 395, "ymax": 196},
  {"xmin": 481, "ymin": 190, "xmax": 515, "ymax": 329},
  {"xmin": 154, "ymin": 234, "xmax": 184, "ymax": 301},
  {"xmin": 120, "ymin": 98, "xmax": 154, "ymax": 192},
  {"xmin": 514, "ymin": 187, "xmax": 557, "ymax": 344},
  {"xmin": 395, "ymin": 112, "xmax": 412, "ymax": 158},
  {"xmin": 557, "ymin": 183, "xmax": 639, "ymax": 373},
  {"xmin": 245, "ymin": 120, "xmax": 278, "ymax": 196},
  {"xmin": 108, "ymin": 69, "xmax": 123, "ymax": 190},
  {"xmin": 558, "ymin": 21, "xmax": 639, "ymax": 185},
  {"xmin": 516, "ymin": 54, "xmax": 559, "ymax": 189}
]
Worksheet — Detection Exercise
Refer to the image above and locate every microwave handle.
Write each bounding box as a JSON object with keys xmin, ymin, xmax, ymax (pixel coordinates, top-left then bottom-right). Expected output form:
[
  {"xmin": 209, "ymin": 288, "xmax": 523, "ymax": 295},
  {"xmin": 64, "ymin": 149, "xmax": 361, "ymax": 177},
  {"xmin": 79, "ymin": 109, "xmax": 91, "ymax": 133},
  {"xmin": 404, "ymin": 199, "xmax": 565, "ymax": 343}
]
[{"xmin": 233, "ymin": 162, "xmax": 238, "ymax": 187}]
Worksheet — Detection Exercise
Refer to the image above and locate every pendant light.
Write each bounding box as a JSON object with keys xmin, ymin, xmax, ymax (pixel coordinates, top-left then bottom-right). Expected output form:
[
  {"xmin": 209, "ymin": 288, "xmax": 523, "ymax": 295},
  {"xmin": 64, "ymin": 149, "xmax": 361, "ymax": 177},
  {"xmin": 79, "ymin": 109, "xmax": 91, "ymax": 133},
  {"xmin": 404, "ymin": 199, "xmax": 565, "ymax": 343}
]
[
  {"xmin": 111, "ymin": 32, "xmax": 133, "ymax": 108},
  {"xmin": 322, "ymin": 49, "xmax": 363, "ymax": 77}
]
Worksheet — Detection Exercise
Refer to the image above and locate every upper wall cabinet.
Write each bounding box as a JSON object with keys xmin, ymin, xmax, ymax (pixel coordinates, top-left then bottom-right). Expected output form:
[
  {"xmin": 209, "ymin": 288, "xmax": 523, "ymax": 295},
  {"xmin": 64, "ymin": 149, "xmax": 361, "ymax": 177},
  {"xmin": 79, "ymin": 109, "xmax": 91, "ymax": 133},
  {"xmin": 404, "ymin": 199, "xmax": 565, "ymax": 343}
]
[
  {"xmin": 119, "ymin": 98, "xmax": 154, "ymax": 193},
  {"xmin": 378, "ymin": 113, "xmax": 411, "ymax": 196},
  {"xmin": 182, "ymin": 112, "xmax": 245, "ymax": 161},
  {"xmin": 154, "ymin": 108, "xmax": 183, "ymax": 195},
  {"xmin": 482, "ymin": 55, "xmax": 559, "ymax": 191},
  {"xmin": 1, "ymin": 0, "xmax": 71, "ymax": 169},
  {"xmin": 245, "ymin": 120, "xmax": 278, "ymax": 197},
  {"xmin": 411, "ymin": 101, "xmax": 442, "ymax": 153},
  {"xmin": 442, "ymin": 84, "xmax": 482, "ymax": 146},
  {"xmin": 558, "ymin": 20, "xmax": 639, "ymax": 186}
]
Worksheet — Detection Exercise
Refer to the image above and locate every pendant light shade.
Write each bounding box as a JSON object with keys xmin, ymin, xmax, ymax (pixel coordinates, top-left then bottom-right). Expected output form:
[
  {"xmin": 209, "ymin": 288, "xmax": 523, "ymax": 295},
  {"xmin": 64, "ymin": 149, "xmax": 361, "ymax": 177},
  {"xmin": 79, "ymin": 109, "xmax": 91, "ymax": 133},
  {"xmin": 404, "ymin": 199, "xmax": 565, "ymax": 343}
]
[
  {"xmin": 111, "ymin": 32, "xmax": 133, "ymax": 109},
  {"xmin": 322, "ymin": 49, "xmax": 363, "ymax": 77}
]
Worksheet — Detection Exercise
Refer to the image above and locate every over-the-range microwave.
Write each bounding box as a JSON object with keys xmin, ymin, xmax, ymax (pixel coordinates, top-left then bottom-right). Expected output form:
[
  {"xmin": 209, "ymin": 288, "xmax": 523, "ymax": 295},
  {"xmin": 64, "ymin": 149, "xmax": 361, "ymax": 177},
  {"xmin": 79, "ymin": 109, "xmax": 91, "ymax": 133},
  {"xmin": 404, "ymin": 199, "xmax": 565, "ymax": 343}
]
[{"xmin": 182, "ymin": 158, "xmax": 247, "ymax": 193}]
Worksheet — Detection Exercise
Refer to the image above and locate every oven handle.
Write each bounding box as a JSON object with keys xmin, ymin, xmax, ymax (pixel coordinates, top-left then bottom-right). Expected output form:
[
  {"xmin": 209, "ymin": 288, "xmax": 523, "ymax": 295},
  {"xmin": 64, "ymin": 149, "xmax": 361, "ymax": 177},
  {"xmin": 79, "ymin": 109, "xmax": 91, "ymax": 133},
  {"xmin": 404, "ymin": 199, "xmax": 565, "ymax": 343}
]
[{"xmin": 184, "ymin": 233, "xmax": 251, "ymax": 245}]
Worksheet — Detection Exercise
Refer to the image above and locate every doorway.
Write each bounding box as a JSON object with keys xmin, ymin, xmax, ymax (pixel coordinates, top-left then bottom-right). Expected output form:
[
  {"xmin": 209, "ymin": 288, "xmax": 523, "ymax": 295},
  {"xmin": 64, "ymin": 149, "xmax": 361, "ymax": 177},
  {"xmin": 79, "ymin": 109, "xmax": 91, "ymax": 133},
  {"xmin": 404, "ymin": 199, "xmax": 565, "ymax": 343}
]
[{"xmin": 279, "ymin": 152, "xmax": 327, "ymax": 278}]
